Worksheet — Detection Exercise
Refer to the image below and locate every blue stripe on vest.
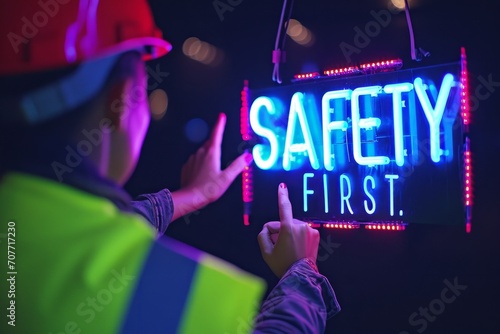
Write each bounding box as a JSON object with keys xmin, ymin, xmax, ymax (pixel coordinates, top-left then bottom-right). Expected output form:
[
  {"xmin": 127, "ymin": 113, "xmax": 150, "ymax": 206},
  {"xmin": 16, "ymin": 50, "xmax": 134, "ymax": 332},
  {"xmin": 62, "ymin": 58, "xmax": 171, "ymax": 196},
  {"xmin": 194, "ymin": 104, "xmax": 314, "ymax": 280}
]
[{"xmin": 120, "ymin": 237, "xmax": 202, "ymax": 333}]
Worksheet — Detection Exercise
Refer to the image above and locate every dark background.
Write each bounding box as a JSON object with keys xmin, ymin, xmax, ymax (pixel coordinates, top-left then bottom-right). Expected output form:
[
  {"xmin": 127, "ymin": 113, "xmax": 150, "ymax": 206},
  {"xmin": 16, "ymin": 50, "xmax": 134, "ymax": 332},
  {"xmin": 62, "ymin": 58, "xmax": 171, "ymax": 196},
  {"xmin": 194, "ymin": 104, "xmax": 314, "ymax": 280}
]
[{"xmin": 126, "ymin": 1, "xmax": 500, "ymax": 333}]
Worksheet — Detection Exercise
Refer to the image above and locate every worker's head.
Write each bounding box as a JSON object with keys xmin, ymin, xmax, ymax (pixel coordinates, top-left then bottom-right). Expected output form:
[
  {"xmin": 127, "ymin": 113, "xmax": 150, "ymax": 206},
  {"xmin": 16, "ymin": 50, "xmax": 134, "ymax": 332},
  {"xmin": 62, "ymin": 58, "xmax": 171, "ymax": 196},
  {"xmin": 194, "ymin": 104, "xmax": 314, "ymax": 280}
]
[{"xmin": 0, "ymin": 0, "xmax": 171, "ymax": 184}]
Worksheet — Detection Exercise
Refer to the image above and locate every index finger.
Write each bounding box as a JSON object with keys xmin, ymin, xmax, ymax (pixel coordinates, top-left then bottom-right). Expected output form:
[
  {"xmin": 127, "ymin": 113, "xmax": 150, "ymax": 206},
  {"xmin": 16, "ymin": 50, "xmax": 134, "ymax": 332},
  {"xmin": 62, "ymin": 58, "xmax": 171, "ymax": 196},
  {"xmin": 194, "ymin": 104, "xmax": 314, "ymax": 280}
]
[
  {"xmin": 208, "ymin": 112, "xmax": 226, "ymax": 148},
  {"xmin": 278, "ymin": 183, "xmax": 293, "ymax": 229}
]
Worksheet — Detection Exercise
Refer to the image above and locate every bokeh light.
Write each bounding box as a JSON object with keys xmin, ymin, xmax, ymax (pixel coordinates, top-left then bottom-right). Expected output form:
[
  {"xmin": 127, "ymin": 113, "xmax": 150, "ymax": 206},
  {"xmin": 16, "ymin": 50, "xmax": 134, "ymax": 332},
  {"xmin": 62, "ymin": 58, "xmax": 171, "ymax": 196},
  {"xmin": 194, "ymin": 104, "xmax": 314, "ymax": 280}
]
[
  {"xmin": 184, "ymin": 118, "xmax": 209, "ymax": 143},
  {"xmin": 389, "ymin": 0, "xmax": 418, "ymax": 10},
  {"xmin": 182, "ymin": 37, "xmax": 223, "ymax": 66},
  {"xmin": 286, "ymin": 19, "xmax": 314, "ymax": 46},
  {"xmin": 148, "ymin": 89, "xmax": 168, "ymax": 120},
  {"xmin": 390, "ymin": 0, "xmax": 405, "ymax": 9}
]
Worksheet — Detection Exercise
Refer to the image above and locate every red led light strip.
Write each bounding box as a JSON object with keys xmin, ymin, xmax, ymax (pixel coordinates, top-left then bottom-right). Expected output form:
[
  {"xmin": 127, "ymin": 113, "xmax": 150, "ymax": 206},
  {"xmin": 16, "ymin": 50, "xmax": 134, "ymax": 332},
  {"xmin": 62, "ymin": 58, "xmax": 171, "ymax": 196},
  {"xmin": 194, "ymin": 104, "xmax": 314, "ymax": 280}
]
[
  {"xmin": 306, "ymin": 222, "xmax": 361, "ymax": 230},
  {"xmin": 293, "ymin": 59, "xmax": 403, "ymax": 82},
  {"xmin": 324, "ymin": 66, "xmax": 360, "ymax": 77},
  {"xmin": 461, "ymin": 47, "xmax": 473, "ymax": 233},
  {"xmin": 358, "ymin": 59, "xmax": 403, "ymax": 72},
  {"xmin": 464, "ymin": 138, "xmax": 472, "ymax": 233},
  {"xmin": 240, "ymin": 80, "xmax": 251, "ymax": 141},
  {"xmin": 364, "ymin": 222, "xmax": 407, "ymax": 231},
  {"xmin": 323, "ymin": 222, "xmax": 360, "ymax": 230},
  {"xmin": 294, "ymin": 72, "xmax": 320, "ymax": 81},
  {"xmin": 460, "ymin": 47, "xmax": 471, "ymax": 129},
  {"xmin": 242, "ymin": 164, "xmax": 253, "ymax": 226},
  {"xmin": 241, "ymin": 80, "xmax": 253, "ymax": 226},
  {"xmin": 306, "ymin": 221, "xmax": 407, "ymax": 231}
]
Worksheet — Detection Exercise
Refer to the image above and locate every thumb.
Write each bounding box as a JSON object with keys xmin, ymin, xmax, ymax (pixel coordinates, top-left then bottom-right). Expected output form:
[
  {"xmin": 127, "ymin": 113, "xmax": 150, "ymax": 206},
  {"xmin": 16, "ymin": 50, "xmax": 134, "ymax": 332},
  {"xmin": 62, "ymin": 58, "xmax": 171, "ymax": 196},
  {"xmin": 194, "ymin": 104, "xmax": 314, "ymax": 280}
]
[
  {"xmin": 278, "ymin": 183, "xmax": 293, "ymax": 231},
  {"xmin": 258, "ymin": 224, "xmax": 275, "ymax": 256},
  {"xmin": 257, "ymin": 221, "xmax": 280, "ymax": 257}
]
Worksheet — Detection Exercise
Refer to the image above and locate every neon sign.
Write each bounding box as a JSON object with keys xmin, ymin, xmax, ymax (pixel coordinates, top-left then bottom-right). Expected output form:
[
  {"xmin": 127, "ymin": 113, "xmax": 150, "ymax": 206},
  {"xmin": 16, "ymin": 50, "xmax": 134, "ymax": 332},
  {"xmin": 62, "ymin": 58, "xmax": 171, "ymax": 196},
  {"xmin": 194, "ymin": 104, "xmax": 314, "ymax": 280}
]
[{"xmin": 243, "ymin": 57, "xmax": 472, "ymax": 230}]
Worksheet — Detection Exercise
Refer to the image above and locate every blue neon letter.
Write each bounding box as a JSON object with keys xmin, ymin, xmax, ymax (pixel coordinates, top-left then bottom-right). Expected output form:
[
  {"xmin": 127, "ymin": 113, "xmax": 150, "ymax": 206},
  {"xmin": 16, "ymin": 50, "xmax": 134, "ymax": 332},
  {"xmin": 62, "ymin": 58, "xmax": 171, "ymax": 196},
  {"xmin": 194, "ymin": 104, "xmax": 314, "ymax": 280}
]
[
  {"xmin": 322, "ymin": 90, "xmax": 351, "ymax": 171},
  {"xmin": 384, "ymin": 83, "xmax": 413, "ymax": 167},
  {"xmin": 385, "ymin": 174, "xmax": 399, "ymax": 216},
  {"xmin": 303, "ymin": 173, "xmax": 315, "ymax": 212},
  {"xmin": 283, "ymin": 92, "xmax": 319, "ymax": 171},
  {"xmin": 340, "ymin": 174, "xmax": 354, "ymax": 215},
  {"xmin": 414, "ymin": 74, "xmax": 455, "ymax": 163},
  {"xmin": 363, "ymin": 175, "xmax": 376, "ymax": 215},
  {"xmin": 249, "ymin": 97, "xmax": 280, "ymax": 170},
  {"xmin": 351, "ymin": 86, "xmax": 390, "ymax": 166},
  {"xmin": 323, "ymin": 173, "xmax": 329, "ymax": 213}
]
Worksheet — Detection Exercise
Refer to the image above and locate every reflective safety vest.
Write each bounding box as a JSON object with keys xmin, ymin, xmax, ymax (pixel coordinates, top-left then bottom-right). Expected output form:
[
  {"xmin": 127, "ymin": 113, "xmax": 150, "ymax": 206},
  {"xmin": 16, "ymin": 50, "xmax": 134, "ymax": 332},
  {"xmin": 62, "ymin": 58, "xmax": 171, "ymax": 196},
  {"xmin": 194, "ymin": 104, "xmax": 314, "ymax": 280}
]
[{"xmin": 0, "ymin": 173, "xmax": 265, "ymax": 333}]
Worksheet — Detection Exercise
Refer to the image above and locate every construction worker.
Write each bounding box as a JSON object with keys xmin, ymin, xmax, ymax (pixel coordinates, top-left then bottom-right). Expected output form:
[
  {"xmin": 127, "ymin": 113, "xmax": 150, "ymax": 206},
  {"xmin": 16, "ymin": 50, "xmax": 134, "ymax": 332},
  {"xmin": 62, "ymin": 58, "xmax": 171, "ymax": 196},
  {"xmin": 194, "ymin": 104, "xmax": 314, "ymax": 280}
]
[{"xmin": 0, "ymin": 0, "xmax": 340, "ymax": 333}]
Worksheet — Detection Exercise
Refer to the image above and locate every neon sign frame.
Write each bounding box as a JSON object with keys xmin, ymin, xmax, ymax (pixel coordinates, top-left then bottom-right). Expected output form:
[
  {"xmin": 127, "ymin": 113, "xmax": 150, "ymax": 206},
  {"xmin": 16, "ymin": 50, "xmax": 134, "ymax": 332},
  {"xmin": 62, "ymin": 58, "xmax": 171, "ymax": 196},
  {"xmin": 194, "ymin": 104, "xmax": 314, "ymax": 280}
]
[{"xmin": 241, "ymin": 49, "xmax": 473, "ymax": 232}]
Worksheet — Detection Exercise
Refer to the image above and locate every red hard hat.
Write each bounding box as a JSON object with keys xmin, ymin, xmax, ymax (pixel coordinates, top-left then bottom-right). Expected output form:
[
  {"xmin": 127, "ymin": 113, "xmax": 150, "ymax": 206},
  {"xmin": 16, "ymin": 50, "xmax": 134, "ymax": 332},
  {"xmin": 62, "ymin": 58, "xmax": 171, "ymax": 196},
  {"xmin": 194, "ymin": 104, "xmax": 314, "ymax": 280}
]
[{"xmin": 0, "ymin": 0, "xmax": 171, "ymax": 76}]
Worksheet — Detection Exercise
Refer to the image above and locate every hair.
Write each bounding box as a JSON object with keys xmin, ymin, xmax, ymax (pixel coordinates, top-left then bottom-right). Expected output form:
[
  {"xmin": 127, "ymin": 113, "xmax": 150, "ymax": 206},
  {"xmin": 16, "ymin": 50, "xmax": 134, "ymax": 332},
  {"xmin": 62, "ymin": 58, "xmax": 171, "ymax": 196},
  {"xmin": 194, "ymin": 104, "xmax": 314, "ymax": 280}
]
[{"xmin": 0, "ymin": 51, "xmax": 143, "ymax": 176}]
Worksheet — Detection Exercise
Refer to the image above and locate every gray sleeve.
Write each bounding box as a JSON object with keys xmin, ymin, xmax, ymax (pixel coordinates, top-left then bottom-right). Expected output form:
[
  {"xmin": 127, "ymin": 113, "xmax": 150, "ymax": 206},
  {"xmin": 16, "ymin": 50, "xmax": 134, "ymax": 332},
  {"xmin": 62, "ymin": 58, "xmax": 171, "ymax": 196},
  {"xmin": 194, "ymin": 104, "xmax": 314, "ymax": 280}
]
[
  {"xmin": 253, "ymin": 258, "xmax": 341, "ymax": 333},
  {"xmin": 131, "ymin": 188, "xmax": 174, "ymax": 236}
]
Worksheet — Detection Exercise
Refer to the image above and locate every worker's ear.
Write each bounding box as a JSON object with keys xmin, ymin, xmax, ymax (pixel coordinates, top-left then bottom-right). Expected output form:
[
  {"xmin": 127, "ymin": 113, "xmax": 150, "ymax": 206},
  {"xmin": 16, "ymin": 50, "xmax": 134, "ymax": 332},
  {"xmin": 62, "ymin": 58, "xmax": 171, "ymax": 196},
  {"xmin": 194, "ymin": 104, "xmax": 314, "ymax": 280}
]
[{"xmin": 102, "ymin": 51, "xmax": 145, "ymax": 132}]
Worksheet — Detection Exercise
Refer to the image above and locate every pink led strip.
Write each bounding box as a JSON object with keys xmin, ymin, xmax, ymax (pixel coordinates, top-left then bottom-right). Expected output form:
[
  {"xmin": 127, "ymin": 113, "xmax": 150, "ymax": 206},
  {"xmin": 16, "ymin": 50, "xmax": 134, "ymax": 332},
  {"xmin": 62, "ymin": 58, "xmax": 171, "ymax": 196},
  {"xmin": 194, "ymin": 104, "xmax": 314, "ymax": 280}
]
[
  {"xmin": 461, "ymin": 47, "xmax": 473, "ymax": 233},
  {"xmin": 293, "ymin": 58, "xmax": 403, "ymax": 82},
  {"xmin": 241, "ymin": 80, "xmax": 253, "ymax": 226}
]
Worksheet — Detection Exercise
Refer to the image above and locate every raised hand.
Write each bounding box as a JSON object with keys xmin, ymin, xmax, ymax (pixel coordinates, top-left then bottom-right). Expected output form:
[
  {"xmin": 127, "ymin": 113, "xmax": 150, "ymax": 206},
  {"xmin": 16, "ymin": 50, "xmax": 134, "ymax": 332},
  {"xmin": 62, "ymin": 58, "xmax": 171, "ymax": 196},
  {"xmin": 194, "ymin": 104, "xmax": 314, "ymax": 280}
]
[
  {"xmin": 258, "ymin": 183, "xmax": 320, "ymax": 278},
  {"xmin": 171, "ymin": 113, "xmax": 253, "ymax": 221}
]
